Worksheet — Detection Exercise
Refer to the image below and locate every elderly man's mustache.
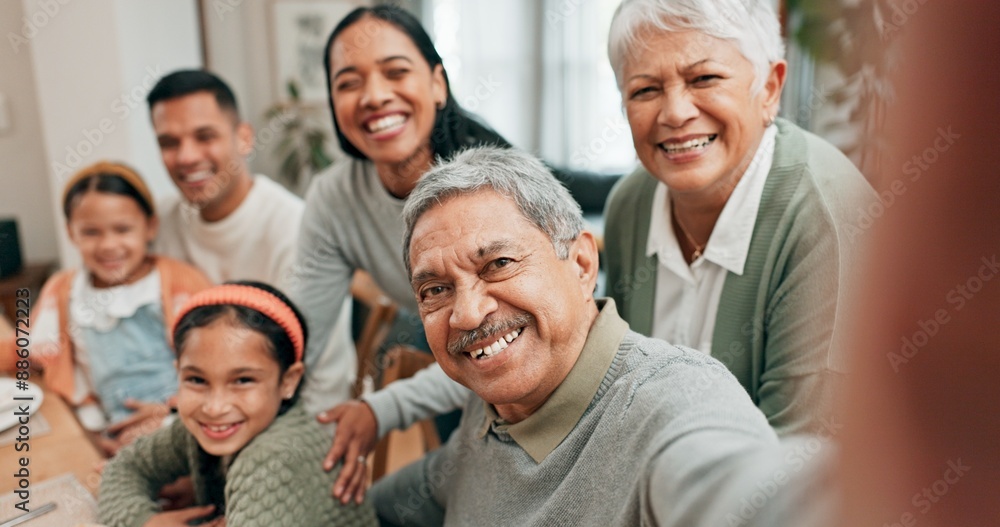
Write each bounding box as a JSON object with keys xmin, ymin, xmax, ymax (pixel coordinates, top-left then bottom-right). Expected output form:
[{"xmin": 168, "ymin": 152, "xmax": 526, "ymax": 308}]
[{"xmin": 447, "ymin": 312, "xmax": 534, "ymax": 355}]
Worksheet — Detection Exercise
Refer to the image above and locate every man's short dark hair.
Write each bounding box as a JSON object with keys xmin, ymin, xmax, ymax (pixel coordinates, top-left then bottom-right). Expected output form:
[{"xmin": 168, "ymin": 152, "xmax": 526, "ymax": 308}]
[{"xmin": 146, "ymin": 69, "xmax": 240, "ymax": 121}]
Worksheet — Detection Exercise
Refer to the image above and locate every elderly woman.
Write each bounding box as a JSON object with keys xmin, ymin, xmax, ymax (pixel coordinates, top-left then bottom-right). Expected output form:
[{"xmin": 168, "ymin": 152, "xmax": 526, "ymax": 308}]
[{"xmin": 603, "ymin": 0, "xmax": 874, "ymax": 435}]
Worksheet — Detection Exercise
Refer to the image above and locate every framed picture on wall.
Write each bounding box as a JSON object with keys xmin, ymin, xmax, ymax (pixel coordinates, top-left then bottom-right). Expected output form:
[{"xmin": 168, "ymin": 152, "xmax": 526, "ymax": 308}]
[{"xmin": 270, "ymin": 0, "xmax": 365, "ymax": 102}]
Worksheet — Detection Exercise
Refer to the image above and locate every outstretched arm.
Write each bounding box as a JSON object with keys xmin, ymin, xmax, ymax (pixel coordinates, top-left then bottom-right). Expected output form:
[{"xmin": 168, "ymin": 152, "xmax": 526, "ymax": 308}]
[
  {"xmin": 363, "ymin": 363, "xmax": 470, "ymax": 437},
  {"xmin": 320, "ymin": 363, "xmax": 470, "ymax": 503},
  {"xmin": 647, "ymin": 433, "xmax": 835, "ymax": 527}
]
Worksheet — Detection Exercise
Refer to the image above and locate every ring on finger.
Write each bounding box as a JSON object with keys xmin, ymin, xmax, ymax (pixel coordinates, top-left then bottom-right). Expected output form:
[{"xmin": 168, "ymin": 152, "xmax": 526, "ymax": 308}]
[{"xmin": 358, "ymin": 455, "xmax": 367, "ymax": 464}]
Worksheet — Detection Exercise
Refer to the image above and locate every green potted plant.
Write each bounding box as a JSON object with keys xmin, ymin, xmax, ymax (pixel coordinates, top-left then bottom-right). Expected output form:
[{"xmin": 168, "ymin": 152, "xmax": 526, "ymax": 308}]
[{"xmin": 263, "ymin": 80, "xmax": 335, "ymax": 196}]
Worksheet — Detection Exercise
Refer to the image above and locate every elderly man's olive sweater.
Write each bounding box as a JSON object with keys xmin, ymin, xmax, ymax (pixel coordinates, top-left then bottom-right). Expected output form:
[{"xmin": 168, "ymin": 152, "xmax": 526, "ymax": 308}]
[{"xmin": 99, "ymin": 404, "xmax": 376, "ymax": 527}]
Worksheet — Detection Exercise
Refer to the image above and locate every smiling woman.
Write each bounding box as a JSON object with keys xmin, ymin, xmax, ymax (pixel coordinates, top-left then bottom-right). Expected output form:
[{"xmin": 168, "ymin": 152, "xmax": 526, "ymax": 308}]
[
  {"xmin": 286, "ymin": 5, "xmax": 517, "ymax": 499},
  {"xmin": 603, "ymin": 0, "xmax": 877, "ymax": 436},
  {"xmin": 321, "ymin": 5, "xmax": 511, "ymax": 194},
  {"xmin": 327, "ymin": 17, "xmax": 447, "ymax": 194},
  {"xmin": 620, "ymin": 28, "xmax": 784, "ymax": 203}
]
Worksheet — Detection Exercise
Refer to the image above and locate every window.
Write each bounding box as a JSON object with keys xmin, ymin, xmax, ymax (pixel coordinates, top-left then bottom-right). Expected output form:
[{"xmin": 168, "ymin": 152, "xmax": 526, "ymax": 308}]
[{"xmin": 427, "ymin": 0, "xmax": 635, "ymax": 175}]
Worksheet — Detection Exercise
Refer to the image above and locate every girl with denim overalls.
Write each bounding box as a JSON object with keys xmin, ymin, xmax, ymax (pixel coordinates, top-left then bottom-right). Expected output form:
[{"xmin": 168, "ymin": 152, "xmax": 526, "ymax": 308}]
[{"xmin": 29, "ymin": 161, "xmax": 210, "ymax": 455}]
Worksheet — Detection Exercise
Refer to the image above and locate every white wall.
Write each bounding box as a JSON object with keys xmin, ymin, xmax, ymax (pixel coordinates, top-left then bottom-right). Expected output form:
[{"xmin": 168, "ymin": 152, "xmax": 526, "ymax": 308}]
[
  {"xmin": 113, "ymin": 0, "xmax": 202, "ymax": 198},
  {"xmin": 2, "ymin": 0, "xmax": 362, "ymax": 268},
  {"xmin": 201, "ymin": 0, "xmax": 297, "ymax": 181},
  {"xmin": 432, "ymin": 0, "xmax": 540, "ymax": 150},
  {"xmin": 200, "ymin": 0, "xmax": 371, "ymax": 182},
  {"xmin": 23, "ymin": 0, "xmax": 202, "ymax": 267},
  {"xmin": 0, "ymin": 0, "xmax": 59, "ymax": 264}
]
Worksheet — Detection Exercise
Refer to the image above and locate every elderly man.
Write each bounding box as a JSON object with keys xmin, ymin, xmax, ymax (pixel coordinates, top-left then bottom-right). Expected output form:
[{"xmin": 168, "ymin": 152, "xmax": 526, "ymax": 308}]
[{"xmin": 367, "ymin": 147, "xmax": 828, "ymax": 527}]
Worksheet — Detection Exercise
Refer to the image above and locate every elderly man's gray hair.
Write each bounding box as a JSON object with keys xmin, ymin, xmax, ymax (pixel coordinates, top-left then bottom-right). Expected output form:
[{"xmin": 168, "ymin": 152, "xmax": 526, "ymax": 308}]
[
  {"xmin": 402, "ymin": 146, "xmax": 585, "ymax": 276},
  {"xmin": 608, "ymin": 0, "xmax": 785, "ymax": 95}
]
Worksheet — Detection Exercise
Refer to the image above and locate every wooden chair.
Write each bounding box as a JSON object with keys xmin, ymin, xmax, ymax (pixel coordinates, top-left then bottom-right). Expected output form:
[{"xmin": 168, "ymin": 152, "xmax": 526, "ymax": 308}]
[
  {"xmin": 371, "ymin": 345, "xmax": 441, "ymax": 481},
  {"xmin": 350, "ymin": 270, "xmax": 399, "ymax": 397}
]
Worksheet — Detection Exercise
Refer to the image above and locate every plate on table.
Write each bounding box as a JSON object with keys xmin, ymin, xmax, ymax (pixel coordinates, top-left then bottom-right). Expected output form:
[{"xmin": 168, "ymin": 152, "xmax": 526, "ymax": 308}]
[{"xmin": 0, "ymin": 377, "xmax": 44, "ymax": 433}]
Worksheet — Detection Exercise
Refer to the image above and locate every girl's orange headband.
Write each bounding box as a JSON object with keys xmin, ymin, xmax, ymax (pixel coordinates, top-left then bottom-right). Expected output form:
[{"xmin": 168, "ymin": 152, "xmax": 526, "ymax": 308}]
[
  {"xmin": 172, "ymin": 285, "xmax": 305, "ymax": 362},
  {"xmin": 62, "ymin": 160, "xmax": 156, "ymax": 216}
]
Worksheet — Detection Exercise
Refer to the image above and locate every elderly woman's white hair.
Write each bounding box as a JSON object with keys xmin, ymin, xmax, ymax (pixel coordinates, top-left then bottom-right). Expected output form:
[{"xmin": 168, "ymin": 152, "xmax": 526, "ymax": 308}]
[{"xmin": 608, "ymin": 0, "xmax": 785, "ymax": 95}]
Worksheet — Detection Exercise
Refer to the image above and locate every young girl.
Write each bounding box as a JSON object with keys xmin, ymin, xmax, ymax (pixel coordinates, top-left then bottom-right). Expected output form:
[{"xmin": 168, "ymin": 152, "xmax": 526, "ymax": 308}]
[
  {"xmin": 98, "ymin": 282, "xmax": 377, "ymax": 527},
  {"xmin": 30, "ymin": 161, "xmax": 211, "ymax": 453}
]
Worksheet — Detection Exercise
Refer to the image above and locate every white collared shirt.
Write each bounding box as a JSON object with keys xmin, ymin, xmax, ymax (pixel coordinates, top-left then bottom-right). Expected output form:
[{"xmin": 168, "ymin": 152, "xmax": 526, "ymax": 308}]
[{"xmin": 646, "ymin": 125, "xmax": 777, "ymax": 353}]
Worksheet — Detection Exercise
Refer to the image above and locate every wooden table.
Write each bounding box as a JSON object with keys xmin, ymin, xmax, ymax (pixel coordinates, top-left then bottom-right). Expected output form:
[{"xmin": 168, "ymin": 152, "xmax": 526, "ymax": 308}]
[{"xmin": 0, "ymin": 385, "xmax": 103, "ymax": 496}]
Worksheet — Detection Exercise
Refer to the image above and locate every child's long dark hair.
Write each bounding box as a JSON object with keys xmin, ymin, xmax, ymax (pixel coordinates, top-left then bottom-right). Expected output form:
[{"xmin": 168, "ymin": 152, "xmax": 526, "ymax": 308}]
[
  {"xmin": 323, "ymin": 4, "xmax": 511, "ymax": 162},
  {"xmin": 172, "ymin": 280, "xmax": 309, "ymax": 414}
]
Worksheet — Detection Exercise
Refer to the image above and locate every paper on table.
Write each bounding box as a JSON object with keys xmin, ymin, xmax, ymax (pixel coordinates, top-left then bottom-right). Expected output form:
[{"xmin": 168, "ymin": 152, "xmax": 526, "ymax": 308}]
[{"xmin": 0, "ymin": 473, "xmax": 98, "ymax": 527}]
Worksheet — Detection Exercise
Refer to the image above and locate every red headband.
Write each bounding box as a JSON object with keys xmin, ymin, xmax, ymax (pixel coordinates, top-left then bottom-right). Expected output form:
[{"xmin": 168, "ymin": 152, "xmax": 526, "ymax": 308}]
[{"xmin": 172, "ymin": 285, "xmax": 305, "ymax": 362}]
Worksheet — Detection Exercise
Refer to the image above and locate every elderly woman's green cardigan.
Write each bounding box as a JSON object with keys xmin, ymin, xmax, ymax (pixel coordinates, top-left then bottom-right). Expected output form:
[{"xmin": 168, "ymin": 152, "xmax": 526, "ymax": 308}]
[{"xmin": 603, "ymin": 118, "xmax": 875, "ymax": 436}]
